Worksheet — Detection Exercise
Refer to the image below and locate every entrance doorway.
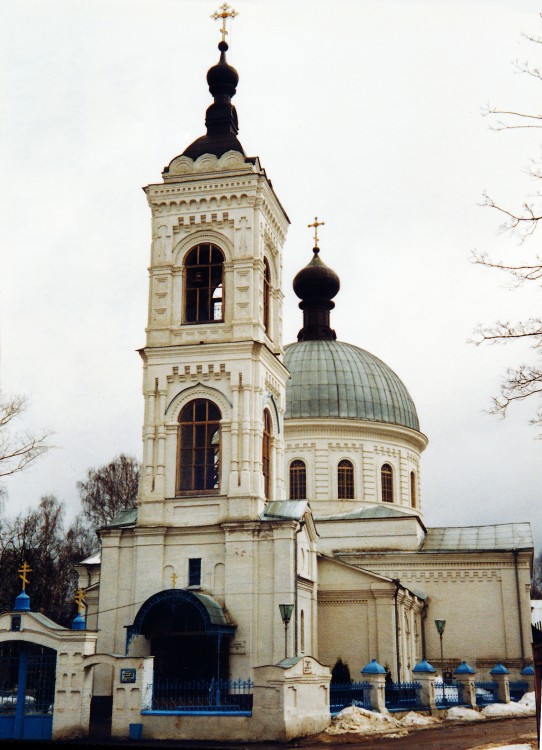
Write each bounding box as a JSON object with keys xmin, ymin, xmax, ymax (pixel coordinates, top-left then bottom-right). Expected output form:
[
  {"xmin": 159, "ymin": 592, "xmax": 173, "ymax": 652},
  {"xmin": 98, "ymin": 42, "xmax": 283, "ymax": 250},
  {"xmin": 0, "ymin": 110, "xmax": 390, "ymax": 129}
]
[
  {"xmin": 129, "ymin": 589, "xmax": 235, "ymax": 678},
  {"xmin": 0, "ymin": 641, "xmax": 56, "ymax": 740},
  {"xmin": 143, "ymin": 596, "xmax": 230, "ymax": 681}
]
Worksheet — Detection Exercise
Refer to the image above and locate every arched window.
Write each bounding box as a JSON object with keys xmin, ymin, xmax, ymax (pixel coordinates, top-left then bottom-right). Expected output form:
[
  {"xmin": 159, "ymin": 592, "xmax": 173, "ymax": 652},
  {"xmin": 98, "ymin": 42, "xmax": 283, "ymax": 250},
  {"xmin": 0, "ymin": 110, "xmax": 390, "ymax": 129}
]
[
  {"xmin": 184, "ymin": 244, "xmax": 224, "ymax": 323},
  {"xmin": 410, "ymin": 471, "xmax": 416, "ymax": 508},
  {"xmin": 262, "ymin": 410, "xmax": 272, "ymax": 500},
  {"xmin": 381, "ymin": 463, "xmax": 394, "ymax": 503},
  {"xmin": 338, "ymin": 459, "xmax": 354, "ymax": 499},
  {"xmin": 289, "ymin": 460, "xmax": 306, "ymax": 500},
  {"xmin": 177, "ymin": 399, "xmax": 221, "ymax": 493},
  {"xmin": 263, "ymin": 258, "xmax": 271, "ymax": 335}
]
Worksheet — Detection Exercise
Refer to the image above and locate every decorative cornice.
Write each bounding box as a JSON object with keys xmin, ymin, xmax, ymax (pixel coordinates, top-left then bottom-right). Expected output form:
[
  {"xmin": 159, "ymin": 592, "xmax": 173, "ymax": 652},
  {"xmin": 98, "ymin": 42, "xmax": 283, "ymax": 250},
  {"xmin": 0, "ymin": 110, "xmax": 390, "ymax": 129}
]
[{"xmin": 164, "ymin": 150, "xmax": 255, "ymax": 177}]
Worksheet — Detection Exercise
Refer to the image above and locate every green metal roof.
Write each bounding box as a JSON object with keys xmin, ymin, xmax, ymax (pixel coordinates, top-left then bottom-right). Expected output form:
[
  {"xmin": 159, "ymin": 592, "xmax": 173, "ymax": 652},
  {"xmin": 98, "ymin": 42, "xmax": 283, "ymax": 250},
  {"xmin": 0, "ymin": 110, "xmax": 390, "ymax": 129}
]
[
  {"xmin": 316, "ymin": 505, "xmax": 418, "ymax": 521},
  {"xmin": 421, "ymin": 523, "xmax": 533, "ymax": 552},
  {"xmin": 104, "ymin": 508, "xmax": 138, "ymax": 529},
  {"xmin": 284, "ymin": 340, "xmax": 420, "ymax": 431}
]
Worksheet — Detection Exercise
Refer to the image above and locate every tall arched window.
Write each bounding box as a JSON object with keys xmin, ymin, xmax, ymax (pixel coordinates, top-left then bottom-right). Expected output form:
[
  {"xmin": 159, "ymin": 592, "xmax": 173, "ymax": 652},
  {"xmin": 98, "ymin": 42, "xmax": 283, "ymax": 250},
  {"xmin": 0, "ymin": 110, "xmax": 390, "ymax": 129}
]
[
  {"xmin": 289, "ymin": 460, "xmax": 306, "ymax": 500},
  {"xmin": 177, "ymin": 399, "xmax": 221, "ymax": 493},
  {"xmin": 184, "ymin": 244, "xmax": 224, "ymax": 323},
  {"xmin": 381, "ymin": 463, "xmax": 394, "ymax": 503},
  {"xmin": 262, "ymin": 410, "xmax": 272, "ymax": 500},
  {"xmin": 410, "ymin": 471, "xmax": 416, "ymax": 508},
  {"xmin": 263, "ymin": 258, "xmax": 271, "ymax": 335},
  {"xmin": 338, "ymin": 459, "xmax": 354, "ymax": 499}
]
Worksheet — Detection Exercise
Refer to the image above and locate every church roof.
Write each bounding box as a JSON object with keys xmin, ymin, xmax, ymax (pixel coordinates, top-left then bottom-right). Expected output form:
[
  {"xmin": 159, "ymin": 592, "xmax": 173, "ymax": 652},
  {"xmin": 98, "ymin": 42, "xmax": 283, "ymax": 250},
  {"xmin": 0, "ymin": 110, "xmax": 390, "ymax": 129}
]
[
  {"xmin": 263, "ymin": 500, "xmax": 308, "ymax": 520},
  {"xmin": 421, "ymin": 523, "xmax": 533, "ymax": 552},
  {"xmin": 284, "ymin": 340, "xmax": 420, "ymax": 431},
  {"xmin": 316, "ymin": 505, "xmax": 420, "ymax": 521}
]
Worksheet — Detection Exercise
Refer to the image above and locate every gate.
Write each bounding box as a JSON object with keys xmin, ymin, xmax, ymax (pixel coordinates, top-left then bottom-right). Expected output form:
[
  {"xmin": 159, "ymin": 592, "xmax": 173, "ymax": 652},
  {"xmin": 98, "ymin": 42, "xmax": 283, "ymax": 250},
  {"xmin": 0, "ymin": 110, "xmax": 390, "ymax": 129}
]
[{"xmin": 0, "ymin": 641, "xmax": 56, "ymax": 740}]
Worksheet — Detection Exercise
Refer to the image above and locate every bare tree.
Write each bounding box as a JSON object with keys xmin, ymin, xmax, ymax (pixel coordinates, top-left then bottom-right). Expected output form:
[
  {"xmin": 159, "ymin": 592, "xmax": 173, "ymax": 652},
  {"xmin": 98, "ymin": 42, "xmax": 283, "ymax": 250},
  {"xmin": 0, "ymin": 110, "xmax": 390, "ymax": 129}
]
[
  {"xmin": 0, "ymin": 495, "xmax": 95, "ymax": 624},
  {"xmin": 78, "ymin": 454, "xmax": 140, "ymax": 529},
  {"xmin": 472, "ymin": 19, "xmax": 542, "ymax": 425},
  {"xmin": 0, "ymin": 392, "xmax": 50, "ymax": 497}
]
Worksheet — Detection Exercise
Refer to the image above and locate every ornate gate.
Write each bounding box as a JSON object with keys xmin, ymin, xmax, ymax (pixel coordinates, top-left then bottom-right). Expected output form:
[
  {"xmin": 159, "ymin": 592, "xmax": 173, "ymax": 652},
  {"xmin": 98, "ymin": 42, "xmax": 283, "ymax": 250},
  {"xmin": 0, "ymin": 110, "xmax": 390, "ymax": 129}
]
[{"xmin": 0, "ymin": 641, "xmax": 56, "ymax": 740}]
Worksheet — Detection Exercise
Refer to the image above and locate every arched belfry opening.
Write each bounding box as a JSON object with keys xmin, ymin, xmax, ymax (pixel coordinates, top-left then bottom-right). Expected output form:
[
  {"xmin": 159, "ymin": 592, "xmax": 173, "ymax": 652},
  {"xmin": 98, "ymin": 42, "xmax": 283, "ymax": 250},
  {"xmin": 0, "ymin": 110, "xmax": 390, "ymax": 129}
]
[{"xmin": 127, "ymin": 590, "xmax": 235, "ymax": 682}]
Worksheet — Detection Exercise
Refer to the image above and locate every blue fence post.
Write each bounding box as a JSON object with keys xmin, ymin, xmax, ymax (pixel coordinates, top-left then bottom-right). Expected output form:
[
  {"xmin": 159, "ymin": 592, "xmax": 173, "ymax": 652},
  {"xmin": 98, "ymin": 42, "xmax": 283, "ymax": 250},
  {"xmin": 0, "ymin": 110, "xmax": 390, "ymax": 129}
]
[
  {"xmin": 412, "ymin": 659, "xmax": 437, "ymax": 710},
  {"xmin": 490, "ymin": 663, "xmax": 510, "ymax": 704},
  {"xmin": 361, "ymin": 660, "xmax": 386, "ymax": 712},
  {"xmin": 453, "ymin": 661, "xmax": 477, "ymax": 709}
]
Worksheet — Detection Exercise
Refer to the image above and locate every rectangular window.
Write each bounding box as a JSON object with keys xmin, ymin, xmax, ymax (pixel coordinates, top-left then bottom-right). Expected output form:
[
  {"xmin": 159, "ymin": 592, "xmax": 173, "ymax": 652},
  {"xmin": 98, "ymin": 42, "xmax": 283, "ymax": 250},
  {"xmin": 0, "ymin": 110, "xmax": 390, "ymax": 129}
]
[{"xmin": 188, "ymin": 558, "xmax": 202, "ymax": 587}]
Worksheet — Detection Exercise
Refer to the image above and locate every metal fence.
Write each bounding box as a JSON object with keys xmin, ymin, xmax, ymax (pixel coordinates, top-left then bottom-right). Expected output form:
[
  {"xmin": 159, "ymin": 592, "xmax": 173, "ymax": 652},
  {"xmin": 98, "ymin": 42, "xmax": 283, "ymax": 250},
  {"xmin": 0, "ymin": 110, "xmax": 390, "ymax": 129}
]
[
  {"xmin": 385, "ymin": 682, "xmax": 422, "ymax": 711},
  {"xmin": 330, "ymin": 682, "xmax": 372, "ymax": 714},
  {"xmin": 475, "ymin": 681, "xmax": 498, "ymax": 706},
  {"xmin": 150, "ymin": 678, "xmax": 253, "ymax": 714},
  {"xmin": 509, "ymin": 681, "xmax": 528, "ymax": 702},
  {"xmin": 434, "ymin": 681, "xmax": 464, "ymax": 708}
]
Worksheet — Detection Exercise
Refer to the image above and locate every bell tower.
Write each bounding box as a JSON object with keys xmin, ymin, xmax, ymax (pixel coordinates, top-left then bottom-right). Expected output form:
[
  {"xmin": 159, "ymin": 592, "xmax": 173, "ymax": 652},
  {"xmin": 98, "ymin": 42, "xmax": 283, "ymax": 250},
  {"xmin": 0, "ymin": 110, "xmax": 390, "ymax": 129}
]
[{"xmin": 137, "ymin": 27, "xmax": 290, "ymax": 527}]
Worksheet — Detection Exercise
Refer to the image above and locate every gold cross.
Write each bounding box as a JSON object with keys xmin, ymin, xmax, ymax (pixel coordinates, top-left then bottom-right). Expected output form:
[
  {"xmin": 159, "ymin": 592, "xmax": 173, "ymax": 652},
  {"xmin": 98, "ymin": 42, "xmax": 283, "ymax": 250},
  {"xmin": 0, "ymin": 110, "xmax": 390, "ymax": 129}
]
[
  {"xmin": 74, "ymin": 588, "xmax": 87, "ymax": 614},
  {"xmin": 171, "ymin": 571, "xmax": 178, "ymax": 589},
  {"xmin": 211, "ymin": 3, "xmax": 238, "ymax": 43},
  {"xmin": 308, "ymin": 217, "xmax": 325, "ymax": 248},
  {"xmin": 18, "ymin": 561, "xmax": 32, "ymax": 591}
]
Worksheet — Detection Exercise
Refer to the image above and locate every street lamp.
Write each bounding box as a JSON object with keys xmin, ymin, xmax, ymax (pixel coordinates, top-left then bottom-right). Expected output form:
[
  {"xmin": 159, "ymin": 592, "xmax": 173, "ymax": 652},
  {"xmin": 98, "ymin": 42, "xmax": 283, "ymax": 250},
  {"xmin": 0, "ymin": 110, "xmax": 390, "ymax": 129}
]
[
  {"xmin": 279, "ymin": 604, "xmax": 294, "ymax": 659},
  {"xmin": 434, "ymin": 619, "xmax": 446, "ymax": 680}
]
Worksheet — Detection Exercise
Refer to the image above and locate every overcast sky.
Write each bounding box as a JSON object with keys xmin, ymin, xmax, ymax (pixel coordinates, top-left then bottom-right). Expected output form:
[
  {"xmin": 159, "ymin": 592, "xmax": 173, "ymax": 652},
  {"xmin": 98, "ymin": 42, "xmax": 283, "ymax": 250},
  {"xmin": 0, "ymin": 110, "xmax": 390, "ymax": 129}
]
[{"xmin": 1, "ymin": 0, "xmax": 541, "ymax": 552}]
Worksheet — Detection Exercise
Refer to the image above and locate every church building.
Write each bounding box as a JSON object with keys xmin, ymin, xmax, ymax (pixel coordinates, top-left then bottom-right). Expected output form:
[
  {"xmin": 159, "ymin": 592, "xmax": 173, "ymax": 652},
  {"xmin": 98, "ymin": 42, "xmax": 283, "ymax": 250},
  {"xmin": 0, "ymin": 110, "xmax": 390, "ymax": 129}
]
[
  {"xmin": 0, "ymin": 8, "xmax": 532, "ymax": 743},
  {"xmin": 77, "ymin": 15, "xmax": 533, "ymax": 696}
]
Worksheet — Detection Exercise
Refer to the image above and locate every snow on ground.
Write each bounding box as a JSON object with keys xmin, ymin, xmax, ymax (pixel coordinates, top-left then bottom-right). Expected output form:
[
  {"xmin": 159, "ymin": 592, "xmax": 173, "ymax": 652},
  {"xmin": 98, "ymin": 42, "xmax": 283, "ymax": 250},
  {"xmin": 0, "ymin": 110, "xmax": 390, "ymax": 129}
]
[
  {"xmin": 327, "ymin": 693, "xmax": 536, "ymax": 737},
  {"xmin": 326, "ymin": 706, "xmax": 407, "ymax": 736},
  {"xmin": 327, "ymin": 707, "xmax": 439, "ymax": 735},
  {"xmin": 400, "ymin": 711, "xmax": 440, "ymax": 727},
  {"xmin": 482, "ymin": 692, "xmax": 536, "ymax": 719},
  {"xmin": 481, "ymin": 745, "xmax": 533, "ymax": 750},
  {"xmin": 446, "ymin": 706, "xmax": 486, "ymax": 721}
]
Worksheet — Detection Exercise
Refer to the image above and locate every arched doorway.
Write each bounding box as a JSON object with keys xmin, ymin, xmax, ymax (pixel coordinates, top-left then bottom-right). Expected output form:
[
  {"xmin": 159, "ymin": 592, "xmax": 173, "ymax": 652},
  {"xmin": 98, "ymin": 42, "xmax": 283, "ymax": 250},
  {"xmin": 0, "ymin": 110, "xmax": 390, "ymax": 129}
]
[
  {"xmin": 0, "ymin": 640, "xmax": 56, "ymax": 740},
  {"xmin": 127, "ymin": 590, "xmax": 235, "ymax": 683}
]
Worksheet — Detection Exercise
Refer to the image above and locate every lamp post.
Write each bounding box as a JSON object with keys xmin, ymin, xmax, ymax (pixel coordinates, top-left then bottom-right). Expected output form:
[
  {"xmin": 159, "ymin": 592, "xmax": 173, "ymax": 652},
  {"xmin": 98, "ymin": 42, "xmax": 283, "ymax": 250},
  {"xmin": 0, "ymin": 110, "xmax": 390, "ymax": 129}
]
[
  {"xmin": 434, "ymin": 619, "xmax": 446, "ymax": 680},
  {"xmin": 279, "ymin": 604, "xmax": 294, "ymax": 660}
]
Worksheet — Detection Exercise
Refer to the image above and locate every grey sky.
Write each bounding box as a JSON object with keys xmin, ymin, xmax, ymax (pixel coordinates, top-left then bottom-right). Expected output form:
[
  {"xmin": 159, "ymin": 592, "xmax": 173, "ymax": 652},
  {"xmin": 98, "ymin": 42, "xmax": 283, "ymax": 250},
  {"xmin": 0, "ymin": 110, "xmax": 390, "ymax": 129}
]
[{"xmin": 1, "ymin": 0, "xmax": 541, "ymax": 551}]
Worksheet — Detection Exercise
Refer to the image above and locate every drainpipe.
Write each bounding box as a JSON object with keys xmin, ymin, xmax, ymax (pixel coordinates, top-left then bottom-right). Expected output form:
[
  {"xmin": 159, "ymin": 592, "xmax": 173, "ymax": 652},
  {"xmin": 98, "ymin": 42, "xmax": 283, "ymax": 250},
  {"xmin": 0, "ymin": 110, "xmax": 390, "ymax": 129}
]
[
  {"xmin": 421, "ymin": 600, "xmax": 427, "ymax": 661},
  {"xmin": 513, "ymin": 549, "xmax": 525, "ymax": 665},
  {"xmin": 294, "ymin": 520, "xmax": 306, "ymax": 656},
  {"xmin": 393, "ymin": 579, "xmax": 401, "ymax": 682}
]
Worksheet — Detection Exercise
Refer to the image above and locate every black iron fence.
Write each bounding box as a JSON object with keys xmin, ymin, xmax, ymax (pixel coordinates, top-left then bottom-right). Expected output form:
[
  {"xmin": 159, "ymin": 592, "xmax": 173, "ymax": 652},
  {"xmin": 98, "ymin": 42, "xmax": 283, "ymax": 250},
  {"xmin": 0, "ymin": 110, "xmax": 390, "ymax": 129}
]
[
  {"xmin": 330, "ymin": 682, "xmax": 372, "ymax": 714},
  {"xmin": 150, "ymin": 678, "xmax": 253, "ymax": 714}
]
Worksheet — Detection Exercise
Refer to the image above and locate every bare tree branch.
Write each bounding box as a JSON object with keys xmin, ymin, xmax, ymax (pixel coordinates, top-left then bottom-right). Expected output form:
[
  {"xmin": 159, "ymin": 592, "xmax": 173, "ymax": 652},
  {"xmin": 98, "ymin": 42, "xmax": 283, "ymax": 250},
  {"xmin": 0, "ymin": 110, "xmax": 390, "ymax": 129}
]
[{"xmin": 0, "ymin": 393, "xmax": 51, "ymax": 498}]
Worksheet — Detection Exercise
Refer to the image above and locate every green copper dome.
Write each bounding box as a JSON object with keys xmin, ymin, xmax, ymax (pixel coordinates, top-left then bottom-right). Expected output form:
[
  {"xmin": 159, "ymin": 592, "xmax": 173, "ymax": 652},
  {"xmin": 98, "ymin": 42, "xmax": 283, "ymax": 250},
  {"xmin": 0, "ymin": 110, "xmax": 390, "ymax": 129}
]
[{"xmin": 284, "ymin": 340, "xmax": 420, "ymax": 431}]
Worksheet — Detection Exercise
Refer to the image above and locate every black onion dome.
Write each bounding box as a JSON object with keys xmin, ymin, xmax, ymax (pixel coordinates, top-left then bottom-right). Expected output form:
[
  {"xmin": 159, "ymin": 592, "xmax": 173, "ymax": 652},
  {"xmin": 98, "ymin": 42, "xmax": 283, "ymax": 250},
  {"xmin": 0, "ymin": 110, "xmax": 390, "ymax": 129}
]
[
  {"xmin": 293, "ymin": 248, "xmax": 340, "ymax": 302},
  {"xmin": 293, "ymin": 248, "xmax": 340, "ymax": 342},
  {"xmin": 207, "ymin": 41, "xmax": 239, "ymax": 98},
  {"xmin": 178, "ymin": 41, "xmax": 245, "ymax": 162}
]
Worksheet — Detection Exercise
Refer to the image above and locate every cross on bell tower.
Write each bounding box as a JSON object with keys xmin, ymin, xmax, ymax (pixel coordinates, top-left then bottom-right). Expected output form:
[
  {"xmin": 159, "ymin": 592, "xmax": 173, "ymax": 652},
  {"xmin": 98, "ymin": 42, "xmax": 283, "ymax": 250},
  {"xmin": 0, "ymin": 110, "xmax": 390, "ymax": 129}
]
[{"xmin": 211, "ymin": 3, "xmax": 238, "ymax": 43}]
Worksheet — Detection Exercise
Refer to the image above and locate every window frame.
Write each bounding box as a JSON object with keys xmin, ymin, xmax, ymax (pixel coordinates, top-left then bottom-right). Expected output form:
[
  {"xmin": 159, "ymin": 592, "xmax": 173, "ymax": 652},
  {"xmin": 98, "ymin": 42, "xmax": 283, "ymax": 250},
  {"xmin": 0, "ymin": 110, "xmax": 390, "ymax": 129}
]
[
  {"xmin": 381, "ymin": 463, "xmax": 394, "ymax": 504},
  {"xmin": 176, "ymin": 398, "xmax": 221, "ymax": 495},
  {"xmin": 188, "ymin": 558, "xmax": 202, "ymax": 587},
  {"xmin": 263, "ymin": 257, "xmax": 271, "ymax": 336},
  {"xmin": 183, "ymin": 243, "xmax": 225, "ymax": 324},
  {"xmin": 262, "ymin": 409, "xmax": 272, "ymax": 500},
  {"xmin": 338, "ymin": 459, "xmax": 355, "ymax": 499},
  {"xmin": 289, "ymin": 459, "xmax": 307, "ymax": 501},
  {"xmin": 410, "ymin": 471, "xmax": 417, "ymax": 508}
]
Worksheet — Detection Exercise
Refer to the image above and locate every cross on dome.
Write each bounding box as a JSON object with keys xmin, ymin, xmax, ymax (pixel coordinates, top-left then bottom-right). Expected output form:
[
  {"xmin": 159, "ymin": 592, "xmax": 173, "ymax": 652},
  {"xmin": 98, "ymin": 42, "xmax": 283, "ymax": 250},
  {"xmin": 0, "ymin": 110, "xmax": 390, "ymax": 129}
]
[
  {"xmin": 211, "ymin": 3, "xmax": 238, "ymax": 43},
  {"xmin": 18, "ymin": 561, "xmax": 32, "ymax": 591},
  {"xmin": 74, "ymin": 588, "xmax": 87, "ymax": 614},
  {"xmin": 308, "ymin": 217, "xmax": 325, "ymax": 250}
]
